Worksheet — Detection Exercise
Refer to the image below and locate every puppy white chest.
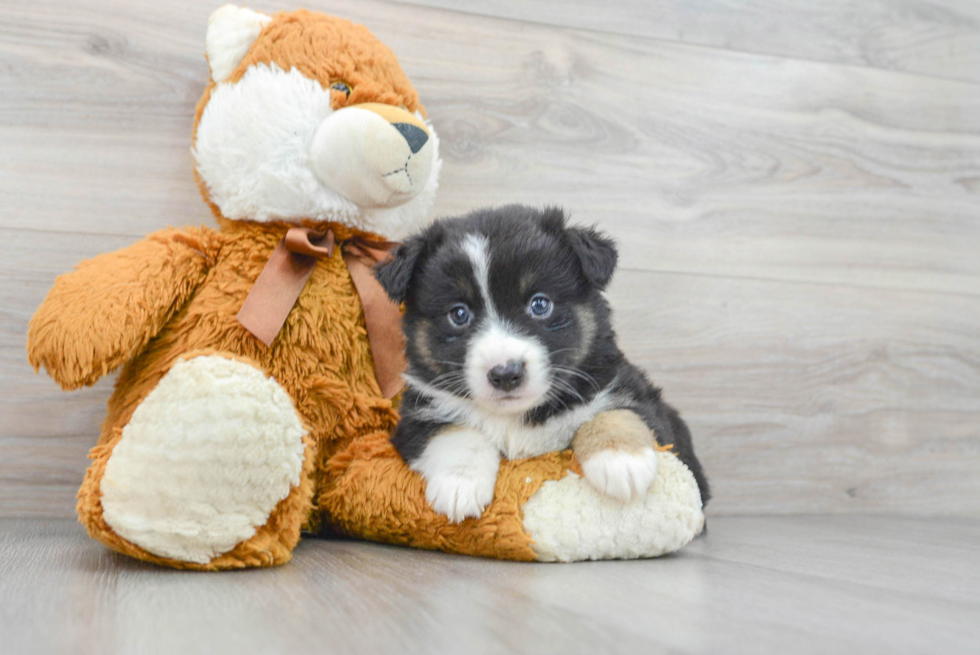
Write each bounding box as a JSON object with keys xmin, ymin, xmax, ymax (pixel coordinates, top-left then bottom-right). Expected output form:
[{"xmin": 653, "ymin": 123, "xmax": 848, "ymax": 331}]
[
  {"xmin": 478, "ymin": 414, "xmax": 574, "ymax": 460},
  {"xmin": 474, "ymin": 388, "xmax": 621, "ymax": 460}
]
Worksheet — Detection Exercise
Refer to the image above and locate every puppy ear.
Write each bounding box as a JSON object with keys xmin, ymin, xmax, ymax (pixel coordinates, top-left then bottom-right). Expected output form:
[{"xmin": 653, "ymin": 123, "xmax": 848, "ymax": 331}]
[
  {"xmin": 374, "ymin": 234, "xmax": 429, "ymax": 304},
  {"xmin": 566, "ymin": 224, "xmax": 618, "ymax": 291},
  {"xmin": 539, "ymin": 207, "xmax": 617, "ymax": 290},
  {"xmin": 540, "ymin": 206, "xmax": 567, "ymax": 234}
]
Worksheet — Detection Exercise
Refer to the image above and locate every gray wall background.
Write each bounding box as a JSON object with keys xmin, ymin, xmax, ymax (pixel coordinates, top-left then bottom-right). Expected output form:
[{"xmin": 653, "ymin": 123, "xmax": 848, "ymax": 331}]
[{"xmin": 2, "ymin": 0, "xmax": 978, "ymax": 518}]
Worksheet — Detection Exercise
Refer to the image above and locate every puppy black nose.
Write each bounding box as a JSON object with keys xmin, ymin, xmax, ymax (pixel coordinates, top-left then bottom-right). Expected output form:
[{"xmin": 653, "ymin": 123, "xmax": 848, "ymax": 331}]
[
  {"xmin": 392, "ymin": 122, "xmax": 428, "ymax": 154},
  {"xmin": 488, "ymin": 361, "xmax": 526, "ymax": 392}
]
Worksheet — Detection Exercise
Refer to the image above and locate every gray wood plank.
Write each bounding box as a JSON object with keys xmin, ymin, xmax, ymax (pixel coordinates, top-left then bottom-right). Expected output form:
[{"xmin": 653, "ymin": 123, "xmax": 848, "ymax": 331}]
[
  {"xmin": 394, "ymin": 0, "xmax": 980, "ymax": 84},
  {"xmin": 3, "ymin": 0, "xmax": 978, "ymax": 291},
  {"xmin": 1, "ymin": 516, "xmax": 978, "ymax": 655},
  {"xmin": 608, "ymin": 271, "xmax": 980, "ymax": 516},
  {"xmin": 2, "ymin": 0, "xmax": 979, "ymax": 518}
]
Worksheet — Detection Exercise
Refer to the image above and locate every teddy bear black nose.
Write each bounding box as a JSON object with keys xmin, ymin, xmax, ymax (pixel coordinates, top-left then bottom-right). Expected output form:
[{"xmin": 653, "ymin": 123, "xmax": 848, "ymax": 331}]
[
  {"xmin": 392, "ymin": 122, "xmax": 428, "ymax": 154},
  {"xmin": 487, "ymin": 361, "xmax": 526, "ymax": 392}
]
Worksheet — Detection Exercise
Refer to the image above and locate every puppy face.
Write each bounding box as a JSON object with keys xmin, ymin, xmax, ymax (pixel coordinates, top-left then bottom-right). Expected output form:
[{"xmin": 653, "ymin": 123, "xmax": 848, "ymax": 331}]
[{"xmin": 377, "ymin": 206, "xmax": 617, "ymax": 415}]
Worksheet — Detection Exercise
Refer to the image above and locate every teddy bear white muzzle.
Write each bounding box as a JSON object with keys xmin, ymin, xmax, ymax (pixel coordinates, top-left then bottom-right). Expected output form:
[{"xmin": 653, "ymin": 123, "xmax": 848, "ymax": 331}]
[{"xmin": 310, "ymin": 103, "xmax": 434, "ymax": 209}]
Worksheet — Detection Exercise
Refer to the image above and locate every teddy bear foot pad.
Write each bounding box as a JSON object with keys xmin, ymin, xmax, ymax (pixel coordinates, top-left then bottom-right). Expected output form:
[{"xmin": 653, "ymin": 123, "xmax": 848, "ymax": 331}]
[
  {"xmin": 522, "ymin": 450, "xmax": 705, "ymax": 562},
  {"xmin": 99, "ymin": 355, "xmax": 307, "ymax": 564}
]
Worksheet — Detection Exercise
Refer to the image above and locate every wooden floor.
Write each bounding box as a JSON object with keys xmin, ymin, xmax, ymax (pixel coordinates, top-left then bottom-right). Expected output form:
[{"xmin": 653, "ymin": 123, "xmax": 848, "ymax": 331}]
[{"xmin": 1, "ymin": 516, "xmax": 977, "ymax": 655}]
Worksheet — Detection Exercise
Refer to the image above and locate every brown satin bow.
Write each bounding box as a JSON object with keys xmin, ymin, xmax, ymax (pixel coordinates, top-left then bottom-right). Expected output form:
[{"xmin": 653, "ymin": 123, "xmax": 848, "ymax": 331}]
[{"xmin": 236, "ymin": 227, "xmax": 406, "ymax": 398}]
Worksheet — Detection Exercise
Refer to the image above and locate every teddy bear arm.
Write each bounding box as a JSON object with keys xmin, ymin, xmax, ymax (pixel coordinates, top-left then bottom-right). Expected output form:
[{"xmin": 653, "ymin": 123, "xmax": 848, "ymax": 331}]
[
  {"xmin": 27, "ymin": 226, "xmax": 221, "ymax": 390},
  {"xmin": 320, "ymin": 434, "xmax": 704, "ymax": 562}
]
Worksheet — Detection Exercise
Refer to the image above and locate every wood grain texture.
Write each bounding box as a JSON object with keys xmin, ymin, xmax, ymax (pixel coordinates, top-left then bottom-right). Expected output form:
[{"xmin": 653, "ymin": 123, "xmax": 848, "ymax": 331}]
[
  {"xmin": 395, "ymin": 0, "xmax": 980, "ymax": 84},
  {"xmin": 2, "ymin": 516, "xmax": 979, "ymax": 654},
  {"xmin": 1, "ymin": 0, "xmax": 979, "ymax": 518}
]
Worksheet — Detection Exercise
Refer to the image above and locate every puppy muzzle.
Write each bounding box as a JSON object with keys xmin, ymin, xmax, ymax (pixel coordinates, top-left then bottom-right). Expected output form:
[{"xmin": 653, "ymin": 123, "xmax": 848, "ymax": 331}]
[{"xmin": 466, "ymin": 327, "xmax": 550, "ymax": 413}]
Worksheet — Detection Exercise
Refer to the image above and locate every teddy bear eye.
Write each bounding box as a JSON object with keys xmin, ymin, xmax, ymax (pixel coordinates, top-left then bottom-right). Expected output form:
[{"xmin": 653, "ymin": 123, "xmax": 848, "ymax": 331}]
[{"xmin": 330, "ymin": 82, "xmax": 351, "ymax": 98}]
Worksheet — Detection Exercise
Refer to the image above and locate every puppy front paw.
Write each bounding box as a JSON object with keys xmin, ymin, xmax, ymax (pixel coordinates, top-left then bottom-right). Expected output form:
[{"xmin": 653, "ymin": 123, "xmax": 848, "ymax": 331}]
[
  {"xmin": 424, "ymin": 471, "xmax": 496, "ymax": 523},
  {"xmin": 407, "ymin": 425, "xmax": 502, "ymax": 523},
  {"xmin": 580, "ymin": 448, "xmax": 658, "ymax": 503}
]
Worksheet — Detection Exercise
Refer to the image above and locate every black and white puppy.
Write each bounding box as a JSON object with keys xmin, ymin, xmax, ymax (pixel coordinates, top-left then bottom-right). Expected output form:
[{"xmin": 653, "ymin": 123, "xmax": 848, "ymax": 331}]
[{"xmin": 375, "ymin": 205, "xmax": 710, "ymax": 522}]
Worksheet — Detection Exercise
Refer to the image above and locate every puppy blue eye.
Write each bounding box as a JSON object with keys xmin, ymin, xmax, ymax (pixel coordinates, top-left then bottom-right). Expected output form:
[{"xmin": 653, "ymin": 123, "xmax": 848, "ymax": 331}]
[
  {"xmin": 448, "ymin": 304, "xmax": 471, "ymax": 327},
  {"xmin": 528, "ymin": 294, "xmax": 553, "ymax": 318},
  {"xmin": 330, "ymin": 82, "xmax": 351, "ymax": 98}
]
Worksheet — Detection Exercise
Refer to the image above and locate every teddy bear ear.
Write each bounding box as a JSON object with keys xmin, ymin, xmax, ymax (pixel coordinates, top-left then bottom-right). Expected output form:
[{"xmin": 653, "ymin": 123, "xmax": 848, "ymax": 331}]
[{"xmin": 206, "ymin": 5, "xmax": 272, "ymax": 83}]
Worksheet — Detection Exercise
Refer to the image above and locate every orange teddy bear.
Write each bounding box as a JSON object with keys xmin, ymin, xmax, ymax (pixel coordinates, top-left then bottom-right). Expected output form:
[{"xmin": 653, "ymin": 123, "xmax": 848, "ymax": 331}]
[{"xmin": 27, "ymin": 5, "xmax": 704, "ymax": 569}]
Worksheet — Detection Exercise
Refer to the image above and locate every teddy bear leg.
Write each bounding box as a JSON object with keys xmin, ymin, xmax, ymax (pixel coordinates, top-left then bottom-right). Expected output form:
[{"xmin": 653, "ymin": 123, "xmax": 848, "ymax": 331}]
[
  {"xmin": 319, "ymin": 428, "xmax": 704, "ymax": 563},
  {"xmin": 317, "ymin": 431, "xmax": 548, "ymax": 561},
  {"xmin": 519, "ymin": 410, "xmax": 702, "ymax": 562},
  {"xmin": 521, "ymin": 448, "xmax": 705, "ymax": 562},
  {"xmin": 77, "ymin": 354, "xmax": 315, "ymax": 570}
]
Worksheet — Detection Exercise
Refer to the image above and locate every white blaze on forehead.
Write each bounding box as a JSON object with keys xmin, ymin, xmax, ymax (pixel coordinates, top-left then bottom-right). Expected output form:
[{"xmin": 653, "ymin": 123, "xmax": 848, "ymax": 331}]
[
  {"xmin": 459, "ymin": 232, "xmax": 551, "ymax": 413},
  {"xmin": 461, "ymin": 233, "xmax": 497, "ymax": 320}
]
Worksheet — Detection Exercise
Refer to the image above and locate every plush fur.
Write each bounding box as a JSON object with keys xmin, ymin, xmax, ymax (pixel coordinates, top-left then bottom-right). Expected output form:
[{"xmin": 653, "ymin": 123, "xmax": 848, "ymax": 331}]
[
  {"xmin": 27, "ymin": 7, "xmax": 706, "ymax": 568},
  {"xmin": 100, "ymin": 355, "xmax": 307, "ymax": 564},
  {"xmin": 523, "ymin": 449, "xmax": 704, "ymax": 562},
  {"xmin": 27, "ymin": 7, "xmax": 453, "ymax": 569},
  {"xmin": 206, "ymin": 5, "xmax": 271, "ymax": 83},
  {"xmin": 377, "ymin": 206, "xmax": 710, "ymax": 520},
  {"xmin": 193, "ymin": 8, "xmax": 441, "ymax": 238}
]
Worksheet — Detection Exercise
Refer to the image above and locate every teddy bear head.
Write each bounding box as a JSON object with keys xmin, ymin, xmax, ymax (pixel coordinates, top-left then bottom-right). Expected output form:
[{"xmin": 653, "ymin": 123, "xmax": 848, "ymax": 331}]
[{"xmin": 192, "ymin": 5, "xmax": 441, "ymax": 239}]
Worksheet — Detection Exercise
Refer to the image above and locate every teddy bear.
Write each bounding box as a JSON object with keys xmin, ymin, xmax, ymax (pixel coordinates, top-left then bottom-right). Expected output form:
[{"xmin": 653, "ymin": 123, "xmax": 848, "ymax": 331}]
[{"xmin": 26, "ymin": 5, "xmax": 705, "ymax": 570}]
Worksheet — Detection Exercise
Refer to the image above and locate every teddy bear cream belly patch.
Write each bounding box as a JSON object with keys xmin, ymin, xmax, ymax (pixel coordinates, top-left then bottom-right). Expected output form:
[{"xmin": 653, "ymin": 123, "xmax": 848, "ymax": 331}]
[{"xmin": 100, "ymin": 355, "xmax": 306, "ymax": 564}]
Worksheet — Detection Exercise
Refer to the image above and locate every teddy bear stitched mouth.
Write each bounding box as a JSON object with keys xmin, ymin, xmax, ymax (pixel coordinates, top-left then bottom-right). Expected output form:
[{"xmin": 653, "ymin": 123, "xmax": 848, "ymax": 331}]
[{"xmin": 382, "ymin": 153, "xmax": 414, "ymax": 191}]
